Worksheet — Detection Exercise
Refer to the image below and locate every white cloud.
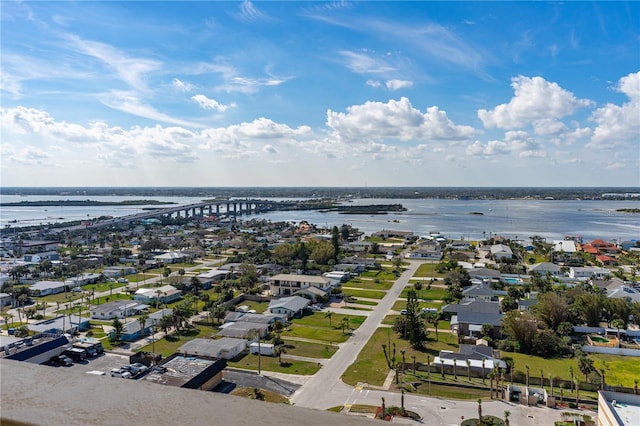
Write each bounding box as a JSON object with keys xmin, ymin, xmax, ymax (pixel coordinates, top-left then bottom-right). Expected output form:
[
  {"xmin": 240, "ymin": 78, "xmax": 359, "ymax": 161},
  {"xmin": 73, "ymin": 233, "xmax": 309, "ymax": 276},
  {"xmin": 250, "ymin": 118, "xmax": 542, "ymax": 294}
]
[
  {"xmin": 465, "ymin": 130, "xmax": 544, "ymax": 157},
  {"xmin": 326, "ymin": 97, "xmax": 476, "ymax": 143},
  {"xmin": 172, "ymin": 78, "xmax": 194, "ymax": 92},
  {"xmin": 366, "ymin": 80, "xmax": 382, "ymax": 88},
  {"xmin": 191, "ymin": 94, "xmax": 235, "ymax": 112},
  {"xmin": 339, "ymin": 51, "xmax": 396, "ymax": 74},
  {"xmin": 65, "ymin": 34, "xmax": 162, "ymax": 92},
  {"xmin": 478, "ymin": 76, "xmax": 593, "ymax": 129},
  {"xmin": 588, "ymin": 71, "xmax": 640, "ymax": 148},
  {"xmin": 98, "ymin": 91, "xmax": 199, "ymax": 127},
  {"xmin": 386, "ymin": 79, "xmax": 413, "ymax": 90},
  {"xmin": 236, "ymin": 0, "xmax": 267, "ymax": 22},
  {"xmin": 532, "ymin": 118, "xmax": 567, "ymax": 136}
]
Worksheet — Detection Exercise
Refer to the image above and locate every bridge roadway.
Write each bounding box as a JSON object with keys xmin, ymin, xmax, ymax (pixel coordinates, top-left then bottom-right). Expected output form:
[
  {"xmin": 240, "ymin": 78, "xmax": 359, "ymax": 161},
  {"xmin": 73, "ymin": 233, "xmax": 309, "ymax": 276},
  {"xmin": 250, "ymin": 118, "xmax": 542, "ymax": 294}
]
[{"xmin": 81, "ymin": 199, "xmax": 276, "ymax": 230}]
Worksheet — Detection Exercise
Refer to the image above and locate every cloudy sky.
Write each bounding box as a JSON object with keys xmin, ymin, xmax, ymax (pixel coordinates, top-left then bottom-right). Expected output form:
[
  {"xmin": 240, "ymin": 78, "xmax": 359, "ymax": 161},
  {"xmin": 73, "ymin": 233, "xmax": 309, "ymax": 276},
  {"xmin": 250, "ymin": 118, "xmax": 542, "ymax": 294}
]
[{"xmin": 1, "ymin": 1, "xmax": 639, "ymax": 187}]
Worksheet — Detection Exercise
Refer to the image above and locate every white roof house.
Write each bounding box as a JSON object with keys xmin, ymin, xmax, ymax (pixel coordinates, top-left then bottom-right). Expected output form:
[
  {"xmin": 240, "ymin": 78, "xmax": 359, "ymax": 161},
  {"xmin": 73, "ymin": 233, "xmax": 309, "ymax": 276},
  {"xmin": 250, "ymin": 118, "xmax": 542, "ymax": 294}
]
[
  {"xmin": 553, "ymin": 240, "xmax": 577, "ymax": 253},
  {"xmin": 30, "ymin": 281, "xmax": 67, "ymax": 296},
  {"xmin": 269, "ymin": 273, "xmax": 332, "ymax": 297}
]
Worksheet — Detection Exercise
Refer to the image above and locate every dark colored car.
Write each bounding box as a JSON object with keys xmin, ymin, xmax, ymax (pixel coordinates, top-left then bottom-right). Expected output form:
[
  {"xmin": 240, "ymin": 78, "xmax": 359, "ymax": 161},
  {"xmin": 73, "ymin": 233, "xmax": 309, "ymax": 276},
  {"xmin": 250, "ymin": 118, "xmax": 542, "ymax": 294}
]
[{"xmin": 50, "ymin": 355, "xmax": 73, "ymax": 366}]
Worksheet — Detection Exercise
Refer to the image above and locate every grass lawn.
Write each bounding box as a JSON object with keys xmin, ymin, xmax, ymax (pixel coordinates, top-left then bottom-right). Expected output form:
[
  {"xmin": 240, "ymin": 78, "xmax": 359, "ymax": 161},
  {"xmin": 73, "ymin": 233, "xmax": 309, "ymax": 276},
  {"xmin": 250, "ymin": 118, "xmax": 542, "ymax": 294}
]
[
  {"xmin": 381, "ymin": 314, "xmax": 451, "ymax": 332},
  {"xmin": 236, "ymin": 300, "xmax": 269, "ymax": 313},
  {"xmin": 293, "ymin": 312, "xmax": 366, "ymax": 329},
  {"xmin": 361, "ymin": 269, "xmax": 400, "ymax": 281},
  {"xmin": 502, "ymin": 351, "xmax": 640, "ymax": 389},
  {"xmin": 281, "ymin": 324, "xmax": 352, "ymax": 343},
  {"xmin": 342, "ymin": 327, "xmax": 457, "ymax": 387},
  {"xmin": 391, "ymin": 300, "xmax": 443, "ymax": 312},
  {"xmin": 343, "ymin": 278, "xmax": 394, "ymax": 291},
  {"xmin": 342, "ymin": 288, "xmax": 387, "ymax": 300},
  {"xmin": 282, "ymin": 339, "xmax": 338, "ymax": 358},
  {"xmin": 227, "ymin": 353, "xmax": 321, "ymax": 375},
  {"xmin": 412, "ymin": 262, "xmax": 447, "ymax": 278},
  {"xmin": 400, "ymin": 286, "xmax": 448, "ymax": 301},
  {"xmin": 348, "ymin": 299, "xmax": 378, "ymax": 306}
]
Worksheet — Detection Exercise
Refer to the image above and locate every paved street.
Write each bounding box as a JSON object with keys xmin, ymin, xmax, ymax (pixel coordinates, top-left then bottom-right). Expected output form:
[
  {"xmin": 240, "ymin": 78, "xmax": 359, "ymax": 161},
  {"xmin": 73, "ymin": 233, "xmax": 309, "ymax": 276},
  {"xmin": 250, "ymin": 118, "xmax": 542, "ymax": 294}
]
[
  {"xmin": 290, "ymin": 260, "xmax": 420, "ymax": 408},
  {"xmin": 284, "ymin": 260, "xmax": 593, "ymax": 425}
]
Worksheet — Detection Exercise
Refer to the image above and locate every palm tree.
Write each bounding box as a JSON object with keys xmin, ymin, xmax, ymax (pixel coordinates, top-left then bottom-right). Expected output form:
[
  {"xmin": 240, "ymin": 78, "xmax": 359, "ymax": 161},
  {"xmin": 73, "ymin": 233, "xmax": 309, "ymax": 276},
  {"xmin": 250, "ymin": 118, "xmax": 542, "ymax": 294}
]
[
  {"xmin": 139, "ymin": 313, "xmax": 148, "ymax": 338},
  {"xmin": 526, "ymin": 364, "xmax": 530, "ymax": 387},
  {"xmin": 453, "ymin": 358, "xmax": 458, "ymax": 380},
  {"xmin": 466, "ymin": 359, "xmax": 472, "ymax": 381},
  {"xmin": 482, "ymin": 358, "xmax": 486, "ymax": 384},
  {"xmin": 477, "ymin": 398, "xmax": 483, "ymax": 423},
  {"xmin": 324, "ymin": 311, "xmax": 333, "ymax": 327},
  {"xmin": 575, "ymin": 378, "xmax": 580, "ymax": 409},
  {"xmin": 504, "ymin": 410, "xmax": 511, "ymax": 426},
  {"xmin": 540, "ymin": 368, "xmax": 544, "ymax": 387},
  {"xmin": 569, "ymin": 366, "xmax": 574, "ymax": 391}
]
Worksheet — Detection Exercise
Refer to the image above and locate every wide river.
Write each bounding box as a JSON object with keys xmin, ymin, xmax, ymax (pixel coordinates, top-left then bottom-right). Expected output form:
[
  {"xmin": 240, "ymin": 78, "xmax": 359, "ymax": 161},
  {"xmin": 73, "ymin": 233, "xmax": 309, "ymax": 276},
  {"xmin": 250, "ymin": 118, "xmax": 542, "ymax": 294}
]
[{"xmin": 0, "ymin": 195, "xmax": 638, "ymax": 242}]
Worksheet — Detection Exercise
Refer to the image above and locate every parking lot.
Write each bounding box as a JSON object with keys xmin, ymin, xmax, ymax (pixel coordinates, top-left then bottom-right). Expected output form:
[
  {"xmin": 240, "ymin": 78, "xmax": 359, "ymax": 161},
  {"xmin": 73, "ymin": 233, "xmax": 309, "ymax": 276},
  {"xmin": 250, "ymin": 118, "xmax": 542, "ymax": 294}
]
[{"xmin": 44, "ymin": 352, "xmax": 140, "ymax": 379}]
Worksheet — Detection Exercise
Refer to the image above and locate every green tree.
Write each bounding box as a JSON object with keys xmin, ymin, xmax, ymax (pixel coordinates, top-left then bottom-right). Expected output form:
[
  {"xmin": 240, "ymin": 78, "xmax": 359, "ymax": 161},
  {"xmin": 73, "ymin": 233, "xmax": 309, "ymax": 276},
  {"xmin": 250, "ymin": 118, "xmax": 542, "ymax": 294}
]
[
  {"xmin": 111, "ymin": 318, "xmax": 124, "ymax": 344},
  {"xmin": 331, "ymin": 225, "xmax": 341, "ymax": 262},
  {"xmin": 535, "ymin": 291, "xmax": 569, "ymax": 331},
  {"xmin": 404, "ymin": 289, "xmax": 427, "ymax": 348}
]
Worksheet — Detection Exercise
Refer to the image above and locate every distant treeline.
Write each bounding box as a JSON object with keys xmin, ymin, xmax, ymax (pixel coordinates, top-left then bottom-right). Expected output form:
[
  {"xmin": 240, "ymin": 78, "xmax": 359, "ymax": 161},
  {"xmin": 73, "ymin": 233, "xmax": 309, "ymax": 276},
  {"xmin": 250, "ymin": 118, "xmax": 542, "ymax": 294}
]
[
  {"xmin": 1, "ymin": 187, "xmax": 639, "ymax": 200},
  {"xmin": 0, "ymin": 200, "xmax": 176, "ymax": 207}
]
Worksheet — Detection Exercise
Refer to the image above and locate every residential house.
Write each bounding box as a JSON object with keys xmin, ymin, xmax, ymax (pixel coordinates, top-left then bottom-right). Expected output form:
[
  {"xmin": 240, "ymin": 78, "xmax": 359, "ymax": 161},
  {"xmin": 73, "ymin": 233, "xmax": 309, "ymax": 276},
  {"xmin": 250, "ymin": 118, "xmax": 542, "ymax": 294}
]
[
  {"xmin": 371, "ymin": 230, "xmax": 414, "ymax": 240},
  {"xmin": 30, "ymin": 281, "xmax": 67, "ymax": 296},
  {"xmin": 528, "ymin": 263, "xmax": 563, "ymax": 278},
  {"xmin": 22, "ymin": 251, "xmax": 59, "ymax": 264},
  {"xmin": 269, "ymin": 273, "xmax": 333, "ymax": 297},
  {"xmin": 408, "ymin": 241, "xmax": 443, "ymax": 260},
  {"xmin": 443, "ymin": 299, "xmax": 503, "ymax": 339},
  {"xmin": 490, "ymin": 244, "xmax": 513, "ymax": 261},
  {"xmin": 90, "ymin": 300, "xmax": 148, "ymax": 320},
  {"xmin": 154, "ymin": 251, "xmax": 189, "ymax": 264},
  {"xmin": 569, "ymin": 266, "xmax": 610, "ymax": 280},
  {"xmin": 111, "ymin": 319, "xmax": 153, "ymax": 342},
  {"xmin": 103, "ymin": 267, "xmax": 137, "ymax": 278},
  {"xmin": 196, "ymin": 269, "xmax": 230, "ymax": 289},
  {"xmin": 462, "ymin": 283, "xmax": 499, "ymax": 302},
  {"xmin": 178, "ymin": 337, "xmax": 247, "ymax": 360},
  {"xmin": 0, "ymin": 293, "xmax": 12, "ymax": 307},
  {"xmin": 14, "ymin": 240, "xmax": 59, "ymax": 254},
  {"xmin": 467, "ymin": 268, "xmax": 502, "ymax": 282},
  {"xmin": 433, "ymin": 343, "xmax": 507, "ymax": 378},
  {"xmin": 607, "ymin": 285, "xmax": 640, "ymax": 304},
  {"xmin": 134, "ymin": 285, "xmax": 182, "ymax": 305},
  {"xmin": 29, "ymin": 315, "xmax": 91, "ymax": 334},
  {"xmin": 217, "ymin": 321, "xmax": 269, "ymax": 339},
  {"xmin": 268, "ymin": 296, "xmax": 310, "ymax": 319}
]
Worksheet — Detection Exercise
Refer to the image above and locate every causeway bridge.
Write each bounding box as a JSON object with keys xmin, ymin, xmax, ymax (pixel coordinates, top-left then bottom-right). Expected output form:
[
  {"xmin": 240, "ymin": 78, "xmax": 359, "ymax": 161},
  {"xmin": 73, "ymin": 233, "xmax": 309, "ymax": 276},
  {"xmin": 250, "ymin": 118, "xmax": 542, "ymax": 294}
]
[{"xmin": 86, "ymin": 199, "xmax": 278, "ymax": 229}]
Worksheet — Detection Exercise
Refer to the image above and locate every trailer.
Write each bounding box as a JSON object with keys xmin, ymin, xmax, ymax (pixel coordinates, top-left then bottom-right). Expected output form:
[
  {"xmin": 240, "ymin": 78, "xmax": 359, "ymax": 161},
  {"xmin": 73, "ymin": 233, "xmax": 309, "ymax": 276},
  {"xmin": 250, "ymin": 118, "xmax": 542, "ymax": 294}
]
[{"xmin": 249, "ymin": 342, "xmax": 274, "ymax": 356}]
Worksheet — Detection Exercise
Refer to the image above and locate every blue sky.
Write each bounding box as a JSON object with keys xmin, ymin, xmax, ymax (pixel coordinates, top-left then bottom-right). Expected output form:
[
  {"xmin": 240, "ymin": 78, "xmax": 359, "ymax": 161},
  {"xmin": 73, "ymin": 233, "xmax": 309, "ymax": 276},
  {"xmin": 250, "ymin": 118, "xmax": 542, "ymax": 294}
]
[{"xmin": 1, "ymin": 1, "xmax": 639, "ymax": 187}]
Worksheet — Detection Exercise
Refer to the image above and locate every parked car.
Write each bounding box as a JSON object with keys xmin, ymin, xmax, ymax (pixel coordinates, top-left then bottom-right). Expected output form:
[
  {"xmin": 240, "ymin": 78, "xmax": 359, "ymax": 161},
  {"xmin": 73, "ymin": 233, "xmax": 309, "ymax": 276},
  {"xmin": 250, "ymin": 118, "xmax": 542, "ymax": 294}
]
[
  {"xmin": 121, "ymin": 364, "xmax": 143, "ymax": 376},
  {"xmin": 50, "ymin": 355, "xmax": 73, "ymax": 366},
  {"xmin": 117, "ymin": 278, "xmax": 128, "ymax": 283},
  {"xmin": 110, "ymin": 368, "xmax": 132, "ymax": 379},
  {"xmin": 130, "ymin": 363, "xmax": 148, "ymax": 373},
  {"xmin": 400, "ymin": 309, "xmax": 407, "ymax": 315}
]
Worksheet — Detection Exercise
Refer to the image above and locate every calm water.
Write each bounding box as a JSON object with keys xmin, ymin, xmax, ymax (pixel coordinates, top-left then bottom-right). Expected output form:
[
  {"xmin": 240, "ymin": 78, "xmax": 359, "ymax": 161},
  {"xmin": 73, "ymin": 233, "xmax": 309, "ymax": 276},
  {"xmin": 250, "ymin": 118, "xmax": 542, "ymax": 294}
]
[{"xmin": 0, "ymin": 195, "xmax": 638, "ymax": 242}]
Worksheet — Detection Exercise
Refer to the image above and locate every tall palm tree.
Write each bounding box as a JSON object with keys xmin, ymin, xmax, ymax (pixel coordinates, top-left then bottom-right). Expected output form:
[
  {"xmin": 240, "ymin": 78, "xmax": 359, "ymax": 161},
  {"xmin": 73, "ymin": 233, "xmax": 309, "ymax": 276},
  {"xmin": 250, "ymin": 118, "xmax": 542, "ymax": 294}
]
[
  {"xmin": 482, "ymin": 358, "xmax": 486, "ymax": 384},
  {"xmin": 526, "ymin": 364, "xmax": 530, "ymax": 387},
  {"xmin": 453, "ymin": 358, "xmax": 458, "ymax": 380},
  {"xmin": 477, "ymin": 398, "xmax": 482, "ymax": 422},
  {"xmin": 139, "ymin": 313, "xmax": 149, "ymax": 338},
  {"xmin": 466, "ymin": 359, "xmax": 472, "ymax": 381},
  {"xmin": 324, "ymin": 311, "xmax": 333, "ymax": 327}
]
